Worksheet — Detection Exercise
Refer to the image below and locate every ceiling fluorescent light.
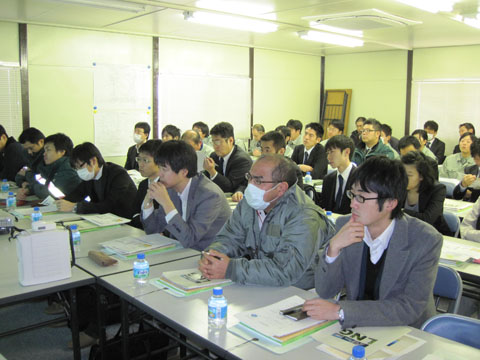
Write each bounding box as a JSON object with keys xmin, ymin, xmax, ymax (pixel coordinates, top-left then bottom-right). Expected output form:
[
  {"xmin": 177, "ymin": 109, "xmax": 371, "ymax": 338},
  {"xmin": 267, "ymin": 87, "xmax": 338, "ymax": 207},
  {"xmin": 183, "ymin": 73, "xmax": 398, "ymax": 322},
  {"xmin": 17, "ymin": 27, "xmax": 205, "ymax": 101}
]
[
  {"xmin": 183, "ymin": 11, "xmax": 278, "ymax": 33},
  {"xmin": 196, "ymin": 0, "xmax": 274, "ymax": 16},
  {"xmin": 51, "ymin": 0, "xmax": 146, "ymax": 13},
  {"xmin": 395, "ymin": 0, "xmax": 458, "ymax": 14},
  {"xmin": 298, "ymin": 30, "xmax": 364, "ymax": 47},
  {"xmin": 309, "ymin": 23, "xmax": 363, "ymax": 38}
]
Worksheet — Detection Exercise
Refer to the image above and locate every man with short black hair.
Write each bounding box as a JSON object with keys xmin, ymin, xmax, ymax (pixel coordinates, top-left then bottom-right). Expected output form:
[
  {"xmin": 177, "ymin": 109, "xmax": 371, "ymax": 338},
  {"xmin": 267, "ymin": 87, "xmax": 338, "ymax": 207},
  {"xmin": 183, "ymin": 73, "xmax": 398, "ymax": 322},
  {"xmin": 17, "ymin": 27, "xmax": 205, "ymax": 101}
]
[
  {"xmin": 321, "ymin": 135, "xmax": 356, "ymax": 214},
  {"xmin": 250, "ymin": 124, "xmax": 265, "ymax": 156},
  {"xmin": 203, "ymin": 122, "xmax": 252, "ymax": 193},
  {"xmin": 181, "ymin": 130, "xmax": 214, "ymax": 172},
  {"xmin": 352, "ymin": 118, "xmax": 395, "ymax": 165},
  {"xmin": 350, "ymin": 117, "xmax": 365, "ymax": 148},
  {"xmin": 286, "ymin": 119, "xmax": 303, "ymax": 155},
  {"xmin": 453, "ymin": 123, "xmax": 476, "ymax": 154},
  {"xmin": 321, "ymin": 119, "xmax": 344, "ymax": 146},
  {"xmin": 291, "ymin": 122, "xmax": 328, "ymax": 179},
  {"xmin": 16, "ymin": 127, "xmax": 46, "ymax": 186},
  {"xmin": 142, "ymin": 140, "xmax": 230, "ymax": 250},
  {"xmin": 57, "ymin": 142, "xmax": 137, "ymax": 218},
  {"xmin": 275, "ymin": 125, "xmax": 293, "ymax": 157},
  {"xmin": 0, "ymin": 125, "xmax": 29, "ymax": 181},
  {"xmin": 125, "ymin": 122, "xmax": 150, "ymax": 171},
  {"xmin": 424, "ymin": 120, "xmax": 446, "ymax": 164},
  {"xmin": 162, "ymin": 124, "xmax": 181, "ymax": 142},
  {"xmin": 411, "ymin": 129, "xmax": 437, "ymax": 160},
  {"xmin": 453, "ymin": 139, "xmax": 480, "ymax": 203},
  {"xmin": 304, "ymin": 156, "xmax": 442, "ymax": 328},
  {"xmin": 192, "ymin": 121, "xmax": 212, "ymax": 148},
  {"xmin": 398, "ymin": 135, "xmax": 439, "ymax": 180}
]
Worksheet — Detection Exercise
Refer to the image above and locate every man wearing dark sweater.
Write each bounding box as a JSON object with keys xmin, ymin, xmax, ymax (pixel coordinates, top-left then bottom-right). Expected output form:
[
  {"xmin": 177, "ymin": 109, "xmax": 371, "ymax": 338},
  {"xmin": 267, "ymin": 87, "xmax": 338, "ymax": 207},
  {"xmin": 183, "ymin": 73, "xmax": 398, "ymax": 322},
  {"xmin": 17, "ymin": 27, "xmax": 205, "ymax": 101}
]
[{"xmin": 0, "ymin": 125, "xmax": 29, "ymax": 181}]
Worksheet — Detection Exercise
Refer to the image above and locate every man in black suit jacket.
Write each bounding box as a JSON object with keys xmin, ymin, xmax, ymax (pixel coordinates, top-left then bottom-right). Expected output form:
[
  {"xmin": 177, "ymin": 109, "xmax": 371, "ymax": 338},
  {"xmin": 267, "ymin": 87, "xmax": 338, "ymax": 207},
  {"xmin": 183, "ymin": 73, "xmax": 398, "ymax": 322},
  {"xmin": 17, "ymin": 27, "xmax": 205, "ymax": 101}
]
[
  {"xmin": 57, "ymin": 142, "xmax": 137, "ymax": 219},
  {"xmin": 453, "ymin": 141, "xmax": 480, "ymax": 203},
  {"xmin": 125, "ymin": 122, "xmax": 151, "ymax": 171},
  {"xmin": 291, "ymin": 122, "xmax": 328, "ymax": 179},
  {"xmin": 320, "ymin": 135, "xmax": 356, "ymax": 214},
  {"xmin": 424, "ymin": 120, "xmax": 446, "ymax": 164},
  {"xmin": 203, "ymin": 122, "xmax": 252, "ymax": 193},
  {"xmin": 0, "ymin": 125, "xmax": 29, "ymax": 181}
]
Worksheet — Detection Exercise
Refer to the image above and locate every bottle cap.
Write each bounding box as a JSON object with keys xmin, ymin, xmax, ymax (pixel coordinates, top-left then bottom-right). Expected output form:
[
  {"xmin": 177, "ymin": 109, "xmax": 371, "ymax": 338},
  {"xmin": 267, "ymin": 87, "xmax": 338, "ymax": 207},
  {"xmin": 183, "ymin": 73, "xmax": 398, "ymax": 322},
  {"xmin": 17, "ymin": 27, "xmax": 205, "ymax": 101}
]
[
  {"xmin": 326, "ymin": 211, "xmax": 333, "ymax": 216},
  {"xmin": 34, "ymin": 207, "xmax": 40, "ymax": 211},
  {"xmin": 306, "ymin": 172, "xmax": 311, "ymax": 175},
  {"xmin": 137, "ymin": 253, "xmax": 145, "ymax": 259},
  {"xmin": 352, "ymin": 345, "xmax": 365, "ymax": 358},
  {"xmin": 2, "ymin": 179, "xmax": 7, "ymax": 182},
  {"xmin": 213, "ymin": 287, "xmax": 223, "ymax": 295},
  {"xmin": 70, "ymin": 224, "xmax": 78, "ymax": 230},
  {"xmin": 8, "ymin": 192, "xmax": 13, "ymax": 195}
]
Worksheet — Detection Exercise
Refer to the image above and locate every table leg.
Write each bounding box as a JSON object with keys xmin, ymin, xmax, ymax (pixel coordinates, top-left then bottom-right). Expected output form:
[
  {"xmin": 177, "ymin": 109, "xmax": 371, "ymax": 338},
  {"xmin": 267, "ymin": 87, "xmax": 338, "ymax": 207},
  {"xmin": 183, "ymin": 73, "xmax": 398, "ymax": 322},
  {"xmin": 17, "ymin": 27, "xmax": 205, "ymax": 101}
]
[
  {"xmin": 121, "ymin": 298, "xmax": 129, "ymax": 360},
  {"xmin": 69, "ymin": 288, "xmax": 81, "ymax": 360}
]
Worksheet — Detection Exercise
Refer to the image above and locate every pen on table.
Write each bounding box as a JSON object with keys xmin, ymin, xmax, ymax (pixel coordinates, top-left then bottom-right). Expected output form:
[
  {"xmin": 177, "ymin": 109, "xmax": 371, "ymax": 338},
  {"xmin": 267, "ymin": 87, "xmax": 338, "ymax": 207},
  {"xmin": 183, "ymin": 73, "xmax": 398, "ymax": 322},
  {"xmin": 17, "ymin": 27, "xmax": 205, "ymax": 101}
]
[{"xmin": 202, "ymin": 251, "xmax": 222, "ymax": 260}]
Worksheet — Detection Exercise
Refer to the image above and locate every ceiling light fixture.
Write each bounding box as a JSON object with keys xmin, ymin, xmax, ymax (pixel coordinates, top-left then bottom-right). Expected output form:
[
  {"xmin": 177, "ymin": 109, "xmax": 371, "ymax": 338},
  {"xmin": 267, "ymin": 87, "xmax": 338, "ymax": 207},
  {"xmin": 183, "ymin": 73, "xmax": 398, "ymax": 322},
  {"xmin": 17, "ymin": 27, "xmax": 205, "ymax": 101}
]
[
  {"xmin": 183, "ymin": 11, "xmax": 278, "ymax": 33},
  {"xmin": 309, "ymin": 23, "xmax": 363, "ymax": 38},
  {"xmin": 49, "ymin": 0, "xmax": 146, "ymax": 13},
  {"xmin": 452, "ymin": 14, "xmax": 480, "ymax": 29},
  {"xmin": 395, "ymin": 0, "xmax": 459, "ymax": 14},
  {"xmin": 298, "ymin": 30, "xmax": 364, "ymax": 47},
  {"xmin": 195, "ymin": 0, "xmax": 274, "ymax": 17}
]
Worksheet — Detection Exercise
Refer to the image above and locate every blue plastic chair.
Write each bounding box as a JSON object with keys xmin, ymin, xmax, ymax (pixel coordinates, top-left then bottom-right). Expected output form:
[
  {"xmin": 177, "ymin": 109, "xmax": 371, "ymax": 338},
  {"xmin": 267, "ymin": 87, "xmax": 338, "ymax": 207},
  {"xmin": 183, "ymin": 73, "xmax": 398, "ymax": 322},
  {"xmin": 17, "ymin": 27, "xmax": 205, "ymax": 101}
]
[
  {"xmin": 443, "ymin": 211, "xmax": 460, "ymax": 238},
  {"xmin": 422, "ymin": 314, "xmax": 480, "ymax": 349},
  {"xmin": 433, "ymin": 265, "xmax": 463, "ymax": 314}
]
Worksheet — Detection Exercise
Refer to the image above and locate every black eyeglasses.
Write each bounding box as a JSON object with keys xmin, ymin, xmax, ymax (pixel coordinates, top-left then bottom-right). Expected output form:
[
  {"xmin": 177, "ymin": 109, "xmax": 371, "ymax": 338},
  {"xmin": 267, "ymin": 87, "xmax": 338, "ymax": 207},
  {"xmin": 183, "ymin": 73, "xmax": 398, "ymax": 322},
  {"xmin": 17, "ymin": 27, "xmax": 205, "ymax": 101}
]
[
  {"xmin": 245, "ymin": 172, "xmax": 281, "ymax": 186},
  {"xmin": 75, "ymin": 162, "xmax": 86, "ymax": 171},
  {"xmin": 346, "ymin": 190, "xmax": 383, "ymax": 204}
]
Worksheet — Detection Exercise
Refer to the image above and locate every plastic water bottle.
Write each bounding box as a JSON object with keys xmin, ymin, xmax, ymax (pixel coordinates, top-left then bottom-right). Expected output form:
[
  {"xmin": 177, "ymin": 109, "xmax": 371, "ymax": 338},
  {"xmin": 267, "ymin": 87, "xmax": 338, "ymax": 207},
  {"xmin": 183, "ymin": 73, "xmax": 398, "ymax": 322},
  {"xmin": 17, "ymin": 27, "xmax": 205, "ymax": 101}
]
[
  {"xmin": 1, "ymin": 179, "xmax": 9, "ymax": 192},
  {"xmin": 133, "ymin": 253, "xmax": 149, "ymax": 285},
  {"xmin": 6, "ymin": 192, "xmax": 16, "ymax": 209},
  {"xmin": 31, "ymin": 207, "xmax": 43, "ymax": 222},
  {"xmin": 349, "ymin": 345, "xmax": 366, "ymax": 360},
  {"xmin": 71, "ymin": 224, "xmax": 81, "ymax": 254},
  {"xmin": 208, "ymin": 287, "xmax": 227, "ymax": 328},
  {"xmin": 326, "ymin": 210, "xmax": 336, "ymax": 225},
  {"xmin": 304, "ymin": 171, "xmax": 312, "ymax": 184}
]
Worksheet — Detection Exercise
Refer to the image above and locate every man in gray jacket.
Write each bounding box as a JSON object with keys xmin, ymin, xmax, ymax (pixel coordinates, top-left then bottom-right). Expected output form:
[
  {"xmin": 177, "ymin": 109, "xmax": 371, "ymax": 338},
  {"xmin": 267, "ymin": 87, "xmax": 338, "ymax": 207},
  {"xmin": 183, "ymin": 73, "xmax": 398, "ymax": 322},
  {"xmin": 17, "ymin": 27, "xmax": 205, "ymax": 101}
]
[
  {"xmin": 199, "ymin": 154, "xmax": 333, "ymax": 290},
  {"xmin": 303, "ymin": 156, "xmax": 442, "ymax": 328}
]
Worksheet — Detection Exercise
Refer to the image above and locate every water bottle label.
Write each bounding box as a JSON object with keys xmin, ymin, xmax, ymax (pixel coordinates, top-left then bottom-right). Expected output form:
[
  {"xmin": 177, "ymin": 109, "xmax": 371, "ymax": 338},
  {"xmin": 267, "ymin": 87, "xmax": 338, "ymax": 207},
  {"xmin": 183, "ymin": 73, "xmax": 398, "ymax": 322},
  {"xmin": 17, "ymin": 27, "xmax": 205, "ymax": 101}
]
[
  {"xmin": 1, "ymin": 184, "xmax": 9, "ymax": 192},
  {"xmin": 6, "ymin": 198, "xmax": 15, "ymax": 208},
  {"xmin": 134, "ymin": 266, "xmax": 149, "ymax": 278},
  {"xmin": 208, "ymin": 305, "xmax": 227, "ymax": 320}
]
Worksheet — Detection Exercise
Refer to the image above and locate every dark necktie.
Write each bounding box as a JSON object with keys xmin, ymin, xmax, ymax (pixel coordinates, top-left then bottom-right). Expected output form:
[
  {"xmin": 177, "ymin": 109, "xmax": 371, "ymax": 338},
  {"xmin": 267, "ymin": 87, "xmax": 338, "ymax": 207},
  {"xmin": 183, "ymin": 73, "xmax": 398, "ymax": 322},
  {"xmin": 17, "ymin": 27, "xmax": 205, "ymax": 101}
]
[
  {"xmin": 335, "ymin": 175, "xmax": 344, "ymax": 211},
  {"xmin": 303, "ymin": 151, "xmax": 309, "ymax": 164},
  {"xmin": 426, "ymin": 141, "xmax": 431, "ymax": 149},
  {"xmin": 218, "ymin": 157, "xmax": 224, "ymax": 175}
]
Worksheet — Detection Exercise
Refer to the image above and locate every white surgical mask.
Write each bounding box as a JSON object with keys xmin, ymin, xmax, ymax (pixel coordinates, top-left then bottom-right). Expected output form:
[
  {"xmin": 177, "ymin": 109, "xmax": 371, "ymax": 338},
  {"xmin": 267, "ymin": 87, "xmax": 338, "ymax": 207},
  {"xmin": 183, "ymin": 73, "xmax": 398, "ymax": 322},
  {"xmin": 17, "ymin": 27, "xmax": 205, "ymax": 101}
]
[
  {"xmin": 244, "ymin": 183, "xmax": 279, "ymax": 210},
  {"xmin": 77, "ymin": 167, "xmax": 95, "ymax": 181},
  {"xmin": 427, "ymin": 133, "xmax": 434, "ymax": 141},
  {"xmin": 133, "ymin": 133, "xmax": 143, "ymax": 144}
]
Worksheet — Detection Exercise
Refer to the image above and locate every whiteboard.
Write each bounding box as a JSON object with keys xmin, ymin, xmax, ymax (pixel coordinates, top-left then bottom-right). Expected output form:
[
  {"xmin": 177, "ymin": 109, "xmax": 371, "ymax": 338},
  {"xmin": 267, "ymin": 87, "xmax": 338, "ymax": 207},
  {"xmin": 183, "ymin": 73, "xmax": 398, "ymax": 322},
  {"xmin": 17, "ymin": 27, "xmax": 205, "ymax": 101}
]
[
  {"xmin": 411, "ymin": 80, "xmax": 480, "ymax": 154},
  {"xmin": 93, "ymin": 63, "xmax": 152, "ymax": 156},
  {"xmin": 158, "ymin": 73, "xmax": 251, "ymax": 140}
]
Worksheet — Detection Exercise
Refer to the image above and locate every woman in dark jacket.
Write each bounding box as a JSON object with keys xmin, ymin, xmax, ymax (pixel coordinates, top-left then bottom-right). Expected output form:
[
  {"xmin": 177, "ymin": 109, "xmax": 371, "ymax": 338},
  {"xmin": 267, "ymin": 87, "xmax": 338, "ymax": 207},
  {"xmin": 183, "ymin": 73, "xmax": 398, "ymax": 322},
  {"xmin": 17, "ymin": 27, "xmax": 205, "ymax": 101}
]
[{"xmin": 401, "ymin": 151, "xmax": 451, "ymax": 235}]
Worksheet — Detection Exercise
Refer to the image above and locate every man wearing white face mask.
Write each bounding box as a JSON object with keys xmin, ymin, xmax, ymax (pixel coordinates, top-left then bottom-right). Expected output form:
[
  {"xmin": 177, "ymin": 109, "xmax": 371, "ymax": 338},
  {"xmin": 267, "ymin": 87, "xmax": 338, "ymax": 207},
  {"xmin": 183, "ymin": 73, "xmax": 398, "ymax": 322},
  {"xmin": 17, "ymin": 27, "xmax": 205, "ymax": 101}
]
[
  {"xmin": 125, "ymin": 122, "xmax": 150, "ymax": 171},
  {"xmin": 56, "ymin": 142, "xmax": 137, "ymax": 218},
  {"xmin": 199, "ymin": 154, "xmax": 334, "ymax": 290}
]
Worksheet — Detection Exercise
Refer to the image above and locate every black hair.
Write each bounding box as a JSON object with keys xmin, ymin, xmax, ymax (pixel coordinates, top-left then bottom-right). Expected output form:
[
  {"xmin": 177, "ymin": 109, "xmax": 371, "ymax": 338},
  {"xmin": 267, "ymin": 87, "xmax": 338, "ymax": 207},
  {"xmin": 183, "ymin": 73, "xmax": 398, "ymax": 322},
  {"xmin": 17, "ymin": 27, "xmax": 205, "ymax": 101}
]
[
  {"xmin": 19, "ymin": 127, "xmax": 45, "ymax": 144},
  {"xmin": 305, "ymin": 122, "xmax": 324, "ymax": 138},
  {"xmin": 325, "ymin": 135, "xmax": 355, "ymax": 160},
  {"xmin": 275, "ymin": 125, "xmax": 291, "ymax": 139},
  {"xmin": 412, "ymin": 129, "xmax": 428, "ymax": 142},
  {"xmin": 70, "ymin": 142, "xmax": 105, "ymax": 168},
  {"xmin": 363, "ymin": 118, "xmax": 381, "ymax": 131},
  {"xmin": 0, "ymin": 125, "xmax": 8, "ymax": 137},
  {"xmin": 460, "ymin": 122, "xmax": 475, "ymax": 135},
  {"xmin": 459, "ymin": 132, "xmax": 477, "ymax": 143},
  {"xmin": 350, "ymin": 156, "xmax": 407, "ymax": 219},
  {"xmin": 286, "ymin": 119, "xmax": 303, "ymax": 132},
  {"xmin": 210, "ymin": 122, "xmax": 234, "ymax": 139},
  {"xmin": 44, "ymin": 133, "xmax": 74, "ymax": 156},
  {"xmin": 162, "ymin": 125, "xmax": 181, "ymax": 140},
  {"xmin": 154, "ymin": 140, "xmax": 197, "ymax": 178},
  {"xmin": 252, "ymin": 124, "xmax": 265, "ymax": 133},
  {"xmin": 135, "ymin": 122, "xmax": 151, "ymax": 138},
  {"xmin": 258, "ymin": 154, "xmax": 297, "ymax": 188},
  {"xmin": 192, "ymin": 122, "xmax": 209, "ymax": 137},
  {"xmin": 329, "ymin": 119, "xmax": 344, "ymax": 132},
  {"xmin": 471, "ymin": 139, "xmax": 480, "ymax": 158},
  {"xmin": 380, "ymin": 124, "xmax": 392, "ymax": 137},
  {"xmin": 401, "ymin": 151, "xmax": 435, "ymax": 193},
  {"xmin": 260, "ymin": 131, "xmax": 286, "ymax": 151},
  {"xmin": 424, "ymin": 120, "xmax": 439, "ymax": 132},
  {"xmin": 355, "ymin": 117, "xmax": 366, "ymax": 124},
  {"xmin": 139, "ymin": 139, "xmax": 162, "ymax": 157},
  {"xmin": 398, "ymin": 136, "xmax": 421, "ymax": 150}
]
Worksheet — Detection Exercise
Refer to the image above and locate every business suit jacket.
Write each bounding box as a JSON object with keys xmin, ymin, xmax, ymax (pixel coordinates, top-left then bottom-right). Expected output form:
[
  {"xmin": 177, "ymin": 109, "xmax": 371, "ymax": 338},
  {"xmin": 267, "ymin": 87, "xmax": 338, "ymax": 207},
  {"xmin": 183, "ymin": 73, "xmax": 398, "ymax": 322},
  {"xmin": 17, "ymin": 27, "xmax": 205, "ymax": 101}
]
[
  {"xmin": 0, "ymin": 137, "xmax": 29, "ymax": 181},
  {"xmin": 66, "ymin": 162, "xmax": 137, "ymax": 219},
  {"xmin": 208, "ymin": 145, "xmax": 252, "ymax": 193},
  {"xmin": 130, "ymin": 178, "xmax": 160, "ymax": 229},
  {"xmin": 453, "ymin": 164, "xmax": 480, "ymax": 203},
  {"xmin": 124, "ymin": 144, "xmax": 139, "ymax": 171},
  {"xmin": 319, "ymin": 165, "xmax": 356, "ymax": 214},
  {"xmin": 428, "ymin": 138, "xmax": 446, "ymax": 164},
  {"xmin": 142, "ymin": 173, "xmax": 231, "ymax": 251},
  {"xmin": 291, "ymin": 143, "xmax": 328, "ymax": 179},
  {"xmin": 403, "ymin": 182, "xmax": 451, "ymax": 235},
  {"xmin": 316, "ymin": 214, "xmax": 443, "ymax": 329}
]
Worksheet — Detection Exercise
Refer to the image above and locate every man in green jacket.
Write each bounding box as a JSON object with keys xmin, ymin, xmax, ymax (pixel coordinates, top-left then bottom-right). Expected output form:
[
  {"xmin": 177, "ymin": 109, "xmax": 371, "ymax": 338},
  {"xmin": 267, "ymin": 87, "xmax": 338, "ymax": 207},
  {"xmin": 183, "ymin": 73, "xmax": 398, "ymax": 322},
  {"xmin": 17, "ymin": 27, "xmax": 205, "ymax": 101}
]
[
  {"xmin": 353, "ymin": 118, "xmax": 395, "ymax": 165},
  {"xmin": 17, "ymin": 133, "xmax": 81, "ymax": 201},
  {"xmin": 199, "ymin": 154, "xmax": 334, "ymax": 290}
]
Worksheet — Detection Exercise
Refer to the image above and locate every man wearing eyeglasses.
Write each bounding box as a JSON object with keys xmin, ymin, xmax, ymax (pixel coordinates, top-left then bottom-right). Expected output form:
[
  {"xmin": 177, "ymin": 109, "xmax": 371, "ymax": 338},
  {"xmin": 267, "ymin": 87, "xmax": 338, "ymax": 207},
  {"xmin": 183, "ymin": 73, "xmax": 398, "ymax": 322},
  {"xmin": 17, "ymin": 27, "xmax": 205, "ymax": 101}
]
[
  {"xmin": 303, "ymin": 157, "xmax": 442, "ymax": 328},
  {"xmin": 352, "ymin": 118, "xmax": 395, "ymax": 166},
  {"xmin": 199, "ymin": 154, "xmax": 334, "ymax": 290}
]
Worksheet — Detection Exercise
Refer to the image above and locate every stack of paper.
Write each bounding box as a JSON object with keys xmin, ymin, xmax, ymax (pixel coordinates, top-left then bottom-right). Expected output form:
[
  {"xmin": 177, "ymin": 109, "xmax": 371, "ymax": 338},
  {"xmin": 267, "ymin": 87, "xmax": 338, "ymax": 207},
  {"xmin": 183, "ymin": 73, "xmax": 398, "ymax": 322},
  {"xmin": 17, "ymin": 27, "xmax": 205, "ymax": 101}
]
[
  {"xmin": 81, "ymin": 213, "xmax": 131, "ymax": 226},
  {"xmin": 440, "ymin": 241, "xmax": 480, "ymax": 264},
  {"xmin": 443, "ymin": 198, "xmax": 473, "ymax": 212},
  {"xmin": 100, "ymin": 233, "xmax": 177, "ymax": 259},
  {"xmin": 233, "ymin": 295, "xmax": 334, "ymax": 346},
  {"xmin": 151, "ymin": 268, "xmax": 232, "ymax": 297}
]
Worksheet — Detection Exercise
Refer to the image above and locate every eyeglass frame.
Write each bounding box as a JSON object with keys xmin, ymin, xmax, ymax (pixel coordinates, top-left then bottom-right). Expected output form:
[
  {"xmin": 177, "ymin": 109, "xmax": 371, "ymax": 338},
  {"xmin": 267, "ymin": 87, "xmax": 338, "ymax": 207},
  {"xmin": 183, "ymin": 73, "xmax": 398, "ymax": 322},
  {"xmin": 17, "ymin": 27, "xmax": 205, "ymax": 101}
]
[
  {"xmin": 361, "ymin": 128, "xmax": 378, "ymax": 134},
  {"xmin": 245, "ymin": 172, "xmax": 282, "ymax": 186},
  {"xmin": 135, "ymin": 157, "xmax": 153, "ymax": 164},
  {"xmin": 346, "ymin": 189, "xmax": 384, "ymax": 204}
]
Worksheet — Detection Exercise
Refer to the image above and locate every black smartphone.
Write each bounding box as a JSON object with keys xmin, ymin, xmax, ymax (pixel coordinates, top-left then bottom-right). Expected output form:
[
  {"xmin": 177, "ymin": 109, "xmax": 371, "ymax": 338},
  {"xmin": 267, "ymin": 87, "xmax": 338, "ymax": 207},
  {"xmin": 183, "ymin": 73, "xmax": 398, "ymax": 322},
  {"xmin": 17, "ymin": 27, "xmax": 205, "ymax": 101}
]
[{"xmin": 279, "ymin": 304, "xmax": 308, "ymax": 321}]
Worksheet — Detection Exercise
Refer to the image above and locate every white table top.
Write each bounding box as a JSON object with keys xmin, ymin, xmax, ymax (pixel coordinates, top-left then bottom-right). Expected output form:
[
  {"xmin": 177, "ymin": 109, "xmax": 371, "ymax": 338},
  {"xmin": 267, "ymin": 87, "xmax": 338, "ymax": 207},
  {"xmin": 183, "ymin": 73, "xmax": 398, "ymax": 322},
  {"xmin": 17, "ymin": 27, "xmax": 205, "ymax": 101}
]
[{"xmin": 443, "ymin": 236, "xmax": 480, "ymax": 281}]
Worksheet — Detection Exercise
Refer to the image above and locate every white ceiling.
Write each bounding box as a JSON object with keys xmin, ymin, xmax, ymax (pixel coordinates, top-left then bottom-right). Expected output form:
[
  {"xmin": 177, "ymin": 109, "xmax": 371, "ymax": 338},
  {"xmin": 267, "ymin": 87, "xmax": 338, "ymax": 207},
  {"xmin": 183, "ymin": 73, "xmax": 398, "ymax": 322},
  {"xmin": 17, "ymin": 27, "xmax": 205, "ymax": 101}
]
[{"xmin": 2, "ymin": 0, "xmax": 480, "ymax": 55}]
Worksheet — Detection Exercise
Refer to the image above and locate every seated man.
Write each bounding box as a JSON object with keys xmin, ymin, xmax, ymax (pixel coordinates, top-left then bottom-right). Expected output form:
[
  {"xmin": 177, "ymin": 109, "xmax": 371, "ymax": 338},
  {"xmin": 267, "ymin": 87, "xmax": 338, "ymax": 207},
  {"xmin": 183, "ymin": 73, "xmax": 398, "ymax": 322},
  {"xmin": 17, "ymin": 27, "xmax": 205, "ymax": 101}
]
[
  {"xmin": 411, "ymin": 129, "xmax": 437, "ymax": 160},
  {"xmin": 453, "ymin": 139, "xmax": 480, "ymax": 203},
  {"xmin": 352, "ymin": 118, "xmax": 395, "ymax": 165},
  {"xmin": 0, "ymin": 125, "xmax": 29, "ymax": 181},
  {"xmin": 320, "ymin": 135, "xmax": 356, "ymax": 214},
  {"xmin": 453, "ymin": 123, "xmax": 475, "ymax": 154},
  {"xmin": 379, "ymin": 124, "xmax": 400, "ymax": 159},
  {"xmin": 16, "ymin": 127, "xmax": 46, "ymax": 186},
  {"xmin": 303, "ymin": 156, "xmax": 442, "ymax": 328},
  {"xmin": 440, "ymin": 132, "xmax": 476, "ymax": 180},
  {"xmin": 142, "ymin": 140, "xmax": 231, "ymax": 251},
  {"xmin": 275, "ymin": 125, "xmax": 293, "ymax": 157},
  {"xmin": 16, "ymin": 133, "xmax": 81, "ymax": 201},
  {"xmin": 286, "ymin": 119, "xmax": 303, "ymax": 156},
  {"xmin": 424, "ymin": 120, "xmax": 446, "ymax": 164},
  {"xmin": 181, "ymin": 130, "xmax": 214, "ymax": 172},
  {"xmin": 203, "ymin": 122, "xmax": 252, "ymax": 194},
  {"xmin": 398, "ymin": 135, "xmax": 439, "ymax": 179},
  {"xmin": 291, "ymin": 122, "xmax": 328, "ymax": 179},
  {"xmin": 130, "ymin": 139, "xmax": 162, "ymax": 229},
  {"xmin": 193, "ymin": 121, "xmax": 212, "ymax": 148},
  {"xmin": 125, "ymin": 122, "xmax": 150, "ymax": 171},
  {"xmin": 320, "ymin": 119, "xmax": 344, "ymax": 146},
  {"xmin": 199, "ymin": 154, "xmax": 333, "ymax": 290},
  {"xmin": 350, "ymin": 117, "xmax": 365, "ymax": 148},
  {"xmin": 56, "ymin": 142, "xmax": 137, "ymax": 218},
  {"xmin": 250, "ymin": 124, "xmax": 265, "ymax": 157},
  {"xmin": 161, "ymin": 124, "xmax": 181, "ymax": 142},
  {"xmin": 460, "ymin": 196, "xmax": 480, "ymax": 241}
]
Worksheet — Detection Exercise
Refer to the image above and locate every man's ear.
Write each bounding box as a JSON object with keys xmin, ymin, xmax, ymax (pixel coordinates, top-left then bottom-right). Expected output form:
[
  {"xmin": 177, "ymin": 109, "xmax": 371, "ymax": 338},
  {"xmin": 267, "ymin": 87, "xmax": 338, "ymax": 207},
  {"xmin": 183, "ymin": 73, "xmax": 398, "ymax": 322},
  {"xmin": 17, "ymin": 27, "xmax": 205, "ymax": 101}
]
[
  {"xmin": 384, "ymin": 198, "xmax": 398, "ymax": 212},
  {"xmin": 179, "ymin": 168, "xmax": 188, "ymax": 178}
]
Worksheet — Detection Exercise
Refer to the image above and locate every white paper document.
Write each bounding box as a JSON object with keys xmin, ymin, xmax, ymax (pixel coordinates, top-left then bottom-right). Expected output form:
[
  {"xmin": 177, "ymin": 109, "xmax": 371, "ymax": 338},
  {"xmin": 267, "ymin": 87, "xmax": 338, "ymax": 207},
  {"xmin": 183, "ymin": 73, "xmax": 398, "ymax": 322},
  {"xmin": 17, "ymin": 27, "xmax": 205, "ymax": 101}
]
[
  {"xmin": 81, "ymin": 213, "xmax": 131, "ymax": 227},
  {"xmin": 441, "ymin": 241, "xmax": 480, "ymax": 262},
  {"xmin": 100, "ymin": 233, "xmax": 177, "ymax": 256}
]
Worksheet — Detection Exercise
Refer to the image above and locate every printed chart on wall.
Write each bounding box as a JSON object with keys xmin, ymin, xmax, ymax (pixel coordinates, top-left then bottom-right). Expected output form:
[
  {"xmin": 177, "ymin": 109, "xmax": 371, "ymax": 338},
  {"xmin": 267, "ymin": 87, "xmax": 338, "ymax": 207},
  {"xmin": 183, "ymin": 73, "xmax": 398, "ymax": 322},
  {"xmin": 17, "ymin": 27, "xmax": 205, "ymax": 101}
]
[
  {"xmin": 93, "ymin": 63, "xmax": 152, "ymax": 156},
  {"xmin": 158, "ymin": 73, "xmax": 251, "ymax": 139}
]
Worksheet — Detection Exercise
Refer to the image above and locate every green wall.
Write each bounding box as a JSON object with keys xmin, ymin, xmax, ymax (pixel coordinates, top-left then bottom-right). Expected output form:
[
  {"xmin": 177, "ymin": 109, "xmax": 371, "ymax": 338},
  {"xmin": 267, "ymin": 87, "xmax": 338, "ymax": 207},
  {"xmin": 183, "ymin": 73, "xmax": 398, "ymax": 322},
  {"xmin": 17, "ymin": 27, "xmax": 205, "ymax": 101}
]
[{"xmin": 0, "ymin": 22, "xmax": 18, "ymax": 63}]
